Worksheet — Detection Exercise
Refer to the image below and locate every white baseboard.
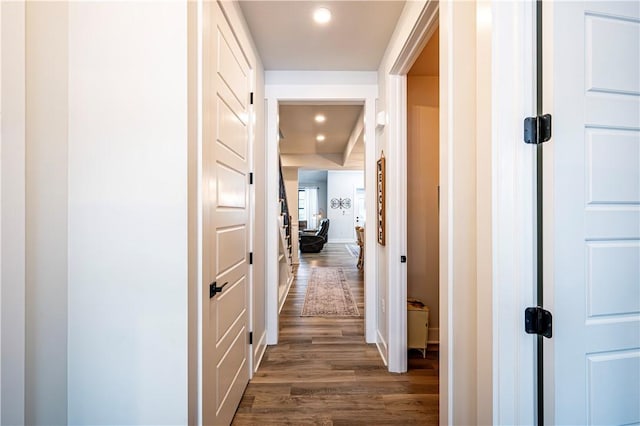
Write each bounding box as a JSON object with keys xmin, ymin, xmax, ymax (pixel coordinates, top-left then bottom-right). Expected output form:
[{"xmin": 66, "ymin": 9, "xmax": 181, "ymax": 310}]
[
  {"xmin": 252, "ymin": 330, "xmax": 267, "ymax": 373},
  {"xmin": 376, "ymin": 330, "xmax": 388, "ymax": 366},
  {"xmin": 428, "ymin": 326, "xmax": 439, "ymax": 345},
  {"xmin": 328, "ymin": 238, "xmax": 356, "ymax": 244},
  {"xmin": 278, "ymin": 275, "xmax": 294, "ymax": 314}
]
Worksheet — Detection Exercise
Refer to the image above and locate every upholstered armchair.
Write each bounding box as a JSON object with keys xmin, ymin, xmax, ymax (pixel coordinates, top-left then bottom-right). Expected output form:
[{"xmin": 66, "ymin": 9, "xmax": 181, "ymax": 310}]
[{"xmin": 299, "ymin": 218, "xmax": 330, "ymax": 253}]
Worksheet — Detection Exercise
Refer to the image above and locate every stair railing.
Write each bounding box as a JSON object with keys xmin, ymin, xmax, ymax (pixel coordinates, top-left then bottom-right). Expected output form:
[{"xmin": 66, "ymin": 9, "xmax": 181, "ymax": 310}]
[{"xmin": 278, "ymin": 158, "xmax": 293, "ymax": 262}]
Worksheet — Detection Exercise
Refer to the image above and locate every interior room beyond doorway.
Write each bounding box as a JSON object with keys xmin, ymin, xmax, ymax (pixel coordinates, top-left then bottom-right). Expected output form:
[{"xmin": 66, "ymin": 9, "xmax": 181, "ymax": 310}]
[
  {"xmin": 277, "ymin": 101, "xmax": 366, "ymax": 263},
  {"xmin": 406, "ymin": 27, "xmax": 439, "ymax": 370}
]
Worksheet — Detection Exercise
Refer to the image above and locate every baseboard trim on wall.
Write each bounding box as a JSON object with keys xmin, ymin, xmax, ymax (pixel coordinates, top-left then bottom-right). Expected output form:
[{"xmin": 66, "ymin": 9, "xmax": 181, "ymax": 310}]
[
  {"xmin": 252, "ymin": 330, "xmax": 268, "ymax": 374},
  {"xmin": 376, "ymin": 329, "xmax": 388, "ymax": 366},
  {"xmin": 426, "ymin": 342, "xmax": 440, "ymax": 351},
  {"xmin": 326, "ymin": 238, "xmax": 356, "ymax": 244},
  {"xmin": 428, "ymin": 326, "xmax": 439, "ymax": 344},
  {"xmin": 278, "ymin": 275, "xmax": 294, "ymax": 314}
]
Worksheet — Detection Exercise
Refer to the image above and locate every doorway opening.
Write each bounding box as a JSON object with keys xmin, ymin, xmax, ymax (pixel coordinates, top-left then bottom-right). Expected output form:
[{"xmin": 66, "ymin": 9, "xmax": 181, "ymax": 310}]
[
  {"xmin": 265, "ymin": 85, "xmax": 378, "ymax": 347},
  {"xmin": 405, "ymin": 28, "xmax": 439, "ymax": 371},
  {"xmin": 276, "ymin": 101, "xmax": 367, "ymax": 334}
]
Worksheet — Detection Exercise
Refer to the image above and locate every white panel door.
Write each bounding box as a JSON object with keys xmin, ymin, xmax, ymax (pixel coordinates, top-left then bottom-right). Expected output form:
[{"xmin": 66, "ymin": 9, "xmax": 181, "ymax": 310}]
[
  {"xmin": 354, "ymin": 188, "xmax": 365, "ymax": 238},
  {"xmin": 546, "ymin": 2, "xmax": 640, "ymax": 425},
  {"xmin": 202, "ymin": 2, "xmax": 251, "ymax": 424}
]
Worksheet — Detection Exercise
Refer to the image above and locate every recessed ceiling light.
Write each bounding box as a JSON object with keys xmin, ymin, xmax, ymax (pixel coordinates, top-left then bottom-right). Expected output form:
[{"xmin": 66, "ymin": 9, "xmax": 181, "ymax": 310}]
[
  {"xmin": 316, "ymin": 134, "xmax": 326, "ymax": 142},
  {"xmin": 313, "ymin": 7, "xmax": 331, "ymax": 24},
  {"xmin": 314, "ymin": 114, "xmax": 326, "ymax": 123}
]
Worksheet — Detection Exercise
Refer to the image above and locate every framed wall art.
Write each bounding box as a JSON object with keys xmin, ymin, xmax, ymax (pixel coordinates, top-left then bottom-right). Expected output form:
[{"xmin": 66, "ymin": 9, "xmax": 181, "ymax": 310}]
[{"xmin": 377, "ymin": 152, "xmax": 385, "ymax": 245}]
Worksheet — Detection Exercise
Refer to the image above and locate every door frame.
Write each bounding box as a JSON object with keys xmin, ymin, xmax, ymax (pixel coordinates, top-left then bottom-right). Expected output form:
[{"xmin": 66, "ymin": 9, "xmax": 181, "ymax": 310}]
[
  {"xmin": 490, "ymin": 1, "xmax": 538, "ymax": 423},
  {"xmin": 354, "ymin": 187, "xmax": 365, "ymax": 240},
  {"xmin": 264, "ymin": 78, "xmax": 378, "ymax": 345},
  {"xmin": 542, "ymin": 3, "xmax": 555, "ymax": 421}
]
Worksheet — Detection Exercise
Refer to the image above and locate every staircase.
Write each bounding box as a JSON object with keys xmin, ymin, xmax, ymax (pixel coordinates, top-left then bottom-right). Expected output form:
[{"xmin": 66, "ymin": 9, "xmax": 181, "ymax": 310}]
[{"xmin": 277, "ymin": 158, "xmax": 294, "ymax": 311}]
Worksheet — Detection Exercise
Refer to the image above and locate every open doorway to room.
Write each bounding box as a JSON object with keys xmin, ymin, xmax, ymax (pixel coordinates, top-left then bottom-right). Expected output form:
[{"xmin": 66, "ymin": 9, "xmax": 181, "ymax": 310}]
[
  {"xmin": 297, "ymin": 170, "xmax": 328, "ymax": 236},
  {"xmin": 406, "ymin": 28, "xmax": 439, "ymax": 372},
  {"xmin": 297, "ymin": 169, "xmax": 365, "ymax": 267},
  {"xmin": 276, "ymin": 102, "xmax": 366, "ymax": 334},
  {"xmin": 262, "ymin": 81, "xmax": 377, "ymax": 360}
]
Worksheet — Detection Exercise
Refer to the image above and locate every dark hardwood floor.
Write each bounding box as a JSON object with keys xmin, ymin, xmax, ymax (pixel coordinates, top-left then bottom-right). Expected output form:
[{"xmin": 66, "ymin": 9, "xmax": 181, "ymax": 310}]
[{"xmin": 232, "ymin": 243, "xmax": 439, "ymax": 425}]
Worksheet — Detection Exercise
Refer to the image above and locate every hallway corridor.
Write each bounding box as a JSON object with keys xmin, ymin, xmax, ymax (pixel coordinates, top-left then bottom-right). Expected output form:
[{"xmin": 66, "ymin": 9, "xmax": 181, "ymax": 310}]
[{"xmin": 232, "ymin": 244, "xmax": 439, "ymax": 425}]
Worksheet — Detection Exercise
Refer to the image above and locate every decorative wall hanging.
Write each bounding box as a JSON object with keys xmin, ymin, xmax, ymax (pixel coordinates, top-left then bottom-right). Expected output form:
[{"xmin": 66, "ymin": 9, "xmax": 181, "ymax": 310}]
[
  {"xmin": 377, "ymin": 152, "xmax": 386, "ymax": 245},
  {"xmin": 330, "ymin": 197, "xmax": 351, "ymax": 209}
]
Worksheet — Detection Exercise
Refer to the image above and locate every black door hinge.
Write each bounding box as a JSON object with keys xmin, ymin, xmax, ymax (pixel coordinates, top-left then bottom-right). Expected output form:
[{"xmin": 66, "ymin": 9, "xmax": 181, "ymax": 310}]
[
  {"xmin": 249, "ymin": 331, "xmax": 253, "ymax": 345},
  {"xmin": 249, "ymin": 172, "xmax": 254, "ymax": 184},
  {"xmin": 249, "ymin": 252, "xmax": 253, "ymax": 265},
  {"xmin": 524, "ymin": 114, "xmax": 552, "ymax": 144},
  {"xmin": 250, "ymin": 92, "xmax": 254, "ymax": 105},
  {"xmin": 525, "ymin": 306, "xmax": 552, "ymax": 338},
  {"xmin": 400, "ymin": 255, "xmax": 407, "ymax": 263}
]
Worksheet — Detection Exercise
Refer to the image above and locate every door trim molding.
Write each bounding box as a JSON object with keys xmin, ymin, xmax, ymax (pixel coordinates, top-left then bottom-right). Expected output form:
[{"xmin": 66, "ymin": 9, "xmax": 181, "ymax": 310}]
[
  {"xmin": 491, "ymin": 1, "xmax": 538, "ymax": 425},
  {"xmin": 264, "ymin": 79, "xmax": 378, "ymax": 345}
]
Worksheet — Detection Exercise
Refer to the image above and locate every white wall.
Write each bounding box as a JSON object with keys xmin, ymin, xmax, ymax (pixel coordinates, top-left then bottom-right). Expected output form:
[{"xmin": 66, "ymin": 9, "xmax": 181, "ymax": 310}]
[
  {"xmin": 266, "ymin": 71, "xmax": 377, "ymax": 86},
  {"xmin": 67, "ymin": 2, "xmax": 189, "ymax": 424},
  {"xmin": 1, "ymin": 1, "xmax": 26, "ymax": 424},
  {"xmin": 0, "ymin": 6, "xmax": 2, "ymax": 418},
  {"xmin": 186, "ymin": 2, "xmax": 196, "ymax": 421},
  {"xmin": 327, "ymin": 170, "xmax": 364, "ymax": 243},
  {"xmin": 25, "ymin": 3, "xmax": 68, "ymax": 424},
  {"xmin": 474, "ymin": 2, "xmax": 494, "ymax": 424}
]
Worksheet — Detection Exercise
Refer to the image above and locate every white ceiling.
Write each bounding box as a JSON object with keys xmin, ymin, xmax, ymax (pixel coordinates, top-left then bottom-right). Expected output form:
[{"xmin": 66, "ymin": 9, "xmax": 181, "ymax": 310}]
[
  {"xmin": 238, "ymin": 1, "xmax": 406, "ymax": 71},
  {"xmin": 279, "ymin": 104, "xmax": 362, "ymax": 154},
  {"xmin": 239, "ymin": 1, "xmax": 405, "ymax": 171},
  {"xmin": 279, "ymin": 103, "xmax": 364, "ymax": 169}
]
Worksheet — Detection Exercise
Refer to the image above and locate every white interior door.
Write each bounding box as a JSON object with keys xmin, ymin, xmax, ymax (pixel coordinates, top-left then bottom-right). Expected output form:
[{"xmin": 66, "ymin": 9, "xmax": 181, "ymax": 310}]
[
  {"xmin": 545, "ymin": 2, "xmax": 640, "ymax": 424},
  {"xmin": 355, "ymin": 188, "xmax": 365, "ymax": 226},
  {"xmin": 202, "ymin": 2, "xmax": 251, "ymax": 424}
]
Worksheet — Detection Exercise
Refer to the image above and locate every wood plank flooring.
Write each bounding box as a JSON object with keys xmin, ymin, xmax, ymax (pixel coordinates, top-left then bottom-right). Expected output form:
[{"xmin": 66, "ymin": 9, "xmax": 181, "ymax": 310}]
[{"xmin": 232, "ymin": 243, "xmax": 439, "ymax": 425}]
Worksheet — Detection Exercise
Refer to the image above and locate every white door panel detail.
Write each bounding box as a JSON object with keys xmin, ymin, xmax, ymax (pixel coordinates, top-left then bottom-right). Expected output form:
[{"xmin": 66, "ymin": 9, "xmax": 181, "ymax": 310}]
[
  {"xmin": 202, "ymin": 3, "xmax": 251, "ymax": 424},
  {"xmin": 547, "ymin": 2, "xmax": 640, "ymax": 424}
]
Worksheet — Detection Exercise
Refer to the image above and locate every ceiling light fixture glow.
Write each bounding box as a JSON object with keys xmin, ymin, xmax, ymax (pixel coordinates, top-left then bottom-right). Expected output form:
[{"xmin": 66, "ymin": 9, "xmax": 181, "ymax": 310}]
[
  {"xmin": 316, "ymin": 134, "xmax": 326, "ymax": 142},
  {"xmin": 313, "ymin": 7, "xmax": 331, "ymax": 24},
  {"xmin": 314, "ymin": 114, "xmax": 326, "ymax": 123}
]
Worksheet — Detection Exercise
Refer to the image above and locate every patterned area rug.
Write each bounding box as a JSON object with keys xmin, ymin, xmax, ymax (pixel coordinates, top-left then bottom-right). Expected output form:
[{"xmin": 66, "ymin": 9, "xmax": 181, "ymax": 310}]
[
  {"xmin": 345, "ymin": 244, "xmax": 360, "ymax": 258},
  {"xmin": 301, "ymin": 267, "xmax": 360, "ymax": 317}
]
